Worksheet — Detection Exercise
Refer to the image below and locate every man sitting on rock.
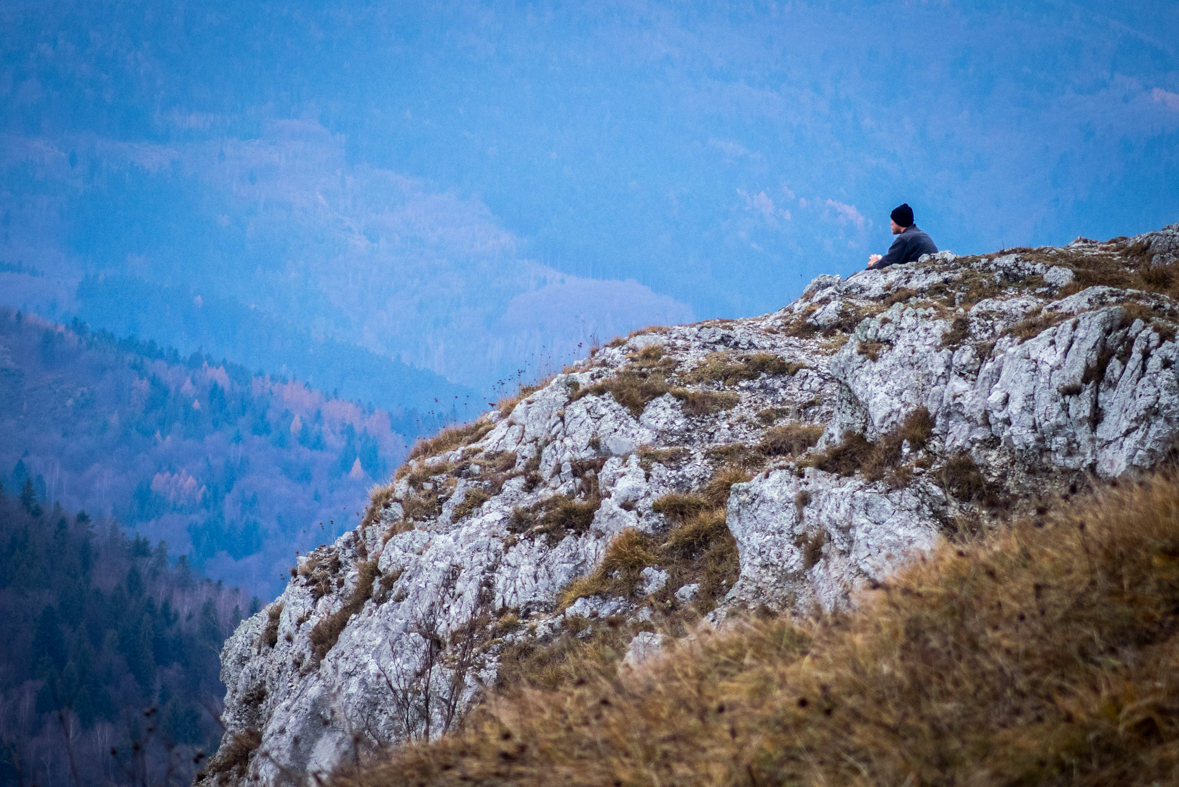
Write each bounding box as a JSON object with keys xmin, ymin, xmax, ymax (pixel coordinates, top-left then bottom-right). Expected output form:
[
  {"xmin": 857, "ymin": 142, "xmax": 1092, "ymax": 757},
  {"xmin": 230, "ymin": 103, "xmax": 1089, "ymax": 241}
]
[{"xmin": 867, "ymin": 203, "xmax": 938, "ymax": 269}]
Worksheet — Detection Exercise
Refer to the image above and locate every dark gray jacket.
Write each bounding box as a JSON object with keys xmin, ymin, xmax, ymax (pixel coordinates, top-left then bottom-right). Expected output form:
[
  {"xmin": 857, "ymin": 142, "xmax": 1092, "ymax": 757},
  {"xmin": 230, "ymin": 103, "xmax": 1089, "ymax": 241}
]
[{"xmin": 875, "ymin": 225, "xmax": 938, "ymax": 269}]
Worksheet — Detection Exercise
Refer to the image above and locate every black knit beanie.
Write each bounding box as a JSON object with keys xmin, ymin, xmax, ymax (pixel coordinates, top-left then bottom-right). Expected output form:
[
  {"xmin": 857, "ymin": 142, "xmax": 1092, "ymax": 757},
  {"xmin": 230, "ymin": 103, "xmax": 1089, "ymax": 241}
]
[{"xmin": 890, "ymin": 203, "xmax": 914, "ymax": 227}]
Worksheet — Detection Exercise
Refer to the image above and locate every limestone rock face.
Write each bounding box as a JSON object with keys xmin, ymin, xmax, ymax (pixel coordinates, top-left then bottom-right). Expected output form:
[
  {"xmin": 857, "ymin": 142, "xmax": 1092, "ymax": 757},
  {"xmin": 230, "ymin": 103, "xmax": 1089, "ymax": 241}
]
[{"xmin": 203, "ymin": 224, "xmax": 1179, "ymax": 785}]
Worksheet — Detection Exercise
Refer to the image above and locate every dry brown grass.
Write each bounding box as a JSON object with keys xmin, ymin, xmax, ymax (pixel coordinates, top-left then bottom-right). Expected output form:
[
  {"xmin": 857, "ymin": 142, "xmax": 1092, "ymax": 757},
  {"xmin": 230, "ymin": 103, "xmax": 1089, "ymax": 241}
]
[
  {"xmin": 651, "ymin": 492, "xmax": 709, "ymax": 523},
  {"xmin": 626, "ymin": 344, "xmax": 678, "ymax": 372},
  {"xmin": 308, "ymin": 560, "xmax": 379, "ymax": 663},
  {"xmin": 637, "ymin": 445, "xmax": 690, "ymax": 471},
  {"xmin": 940, "ymin": 315, "xmax": 971, "ymax": 349},
  {"xmin": 258, "ymin": 602, "xmax": 283, "ymax": 649},
  {"xmin": 807, "ymin": 431, "xmax": 874, "ymax": 476},
  {"xmin": 758, "ymin": 422, "xmax": 824, "ymax": 458},
  {"xmin": 856, "ymin": 340, "xmax": 887, "ymax": 361},
  {"xmin": 883, "ymin": 287, "xmax": 919, "ymax": 306},
  {"xmin": 686, "ymin": 352, "xmax": 805, "ymax": 386},
  {"xmin": 572, "ymin": 369, "xmax": 673, "ymax": 417},
  {"xmin": 299, "ymin": 551, "xmax": 343, "ymax": 601},
  {"xmin": 407, "ymin": 420, "xmax": 494, "ymax": 461},
  {"xmin": 342, "ymin": 470, "xmax": 1179, "ymax": 787},
  {"xmin": 700, "ymin": 467, "xmax": 752, "ymax": 508},
  {"xmin": 803, "ymin": 408, "xmax": 934, "ymax": 486},
  {"xmin": 669, "ymin": 388, "xmax": 739, "ymax": 416},
  {"xmin": 755, "ymin": 407, "xmax": 787, "ymax": 424},
  {"xmin": 402, "ymin": 484, "xmax": 446, "ymax": 522},
  {"xmin": 196, "ymin": 728, "xmax": 261, "ymax": 782},
  {"xmin": 939, "ymin": 452, "xmax": 1000, "ymax": 506},
  {"xmin": 362, "ymin": 483, "xmax": 397, "ymax": 532},
  {"xmin": 558, "ymin": 530, "xmax": 659, "ymax": 607},
  {"xmin": 1004, "ymin": 307, "xmax": 1071, "ymax": 342},
  {"xmin": 451, "ymin": 488, "xmax": 490, "ymax": 520},
  {"xmin": 558, "ymin": 467, "xmax": 749, "ymax": 613},
  {"xmin": 508, "ymin": 494, "xmax": 601, "ymax": 545}
]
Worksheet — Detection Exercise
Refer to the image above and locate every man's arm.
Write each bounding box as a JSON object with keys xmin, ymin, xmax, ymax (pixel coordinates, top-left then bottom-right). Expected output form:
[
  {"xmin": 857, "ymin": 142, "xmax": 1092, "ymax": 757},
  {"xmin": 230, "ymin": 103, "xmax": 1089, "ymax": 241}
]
[{"xmin": 870, "ymin": 235, "xmax": 907, "ymax": 269}]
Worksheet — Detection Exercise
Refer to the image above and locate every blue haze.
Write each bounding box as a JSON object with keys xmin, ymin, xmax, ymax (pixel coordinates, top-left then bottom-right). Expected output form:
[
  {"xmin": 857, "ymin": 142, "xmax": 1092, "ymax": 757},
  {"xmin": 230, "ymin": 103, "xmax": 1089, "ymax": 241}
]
[{"xmin": 1, "ymin": 0, "xmax": 1177, "ymax": 397}]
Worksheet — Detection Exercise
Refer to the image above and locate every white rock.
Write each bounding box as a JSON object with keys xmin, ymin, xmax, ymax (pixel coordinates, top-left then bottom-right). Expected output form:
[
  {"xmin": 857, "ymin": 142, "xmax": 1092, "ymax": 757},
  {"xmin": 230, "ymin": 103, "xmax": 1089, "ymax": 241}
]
[
  {"xmin": 621, "ymin": 631, "xmax": 667, "ymax": 669},
  {"xmin": 1043, "ymin": 266, "xmax": 1075, "ymax": 288},
  {"xmin": 206, "ymin": 229, "xmax": 1179, "ymax": 785},
  {"xmin": 638, "ymin": 567, "xmax": 669, "ymax": 596}
]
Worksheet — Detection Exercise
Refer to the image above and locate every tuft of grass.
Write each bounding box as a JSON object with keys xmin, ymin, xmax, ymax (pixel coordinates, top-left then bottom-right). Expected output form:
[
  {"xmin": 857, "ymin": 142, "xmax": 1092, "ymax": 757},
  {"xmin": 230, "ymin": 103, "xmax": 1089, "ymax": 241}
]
[
  {"xmin": 1140, "ymin": 264, "xmax": 1173, "ymax": 292},
  {"xmin": 408, "ymin": 420, "xmax": 494, "ymax": 461},
  {"xmin": 347, "ymin": 470, "xmax": 1179, "ymax": 787},
  {"xmin": 759, "ymin": 423, "xmax": 824, "ymax": 458},
  {"xmin": 807, "ymin": 431, "xmax": 874, "ymax": 476},
  {"xmin": 558, "ymin": 530, "xmax": 658, "ymax": 608},
  {"xmin": 362, "ymin": 483, "xmax": 397, "ymax": 532},
  {"xmin": 494, "ymin": 618, "xmax": 636, "ymax": 693},
  {"xmin": 308, "ymin": 560, "xmax": 379, "ymax": 663},
  {"xmin": 669, "ymin": 388, "xmax": 739, "ymax": 416},
  {"xmin": 1006, "ymin": 308, "xmax": 1072, "ymax": 342},
  {"xmin": 651, "ymin": 492, "xmax": 709, "ymax": 523},
  {"xmin": 451, "ymin": 488, "xmax": 490, "ymax": 520},
  {"xmin": 663, "ymin": 509, "xmax": 730, "ymax": 561},
  {"xmin": 197, "ymin": 728, "xmax": 261, "ymax": 782},
  {"xmin": 883, "ymin": 287, "xmax": 919, "ymax": 306},
  {"xmin": 700, "ymin": 467, "xmax": 752, "ymax": 509},
  {"xmin": 401, "ymin": 486, "xmax": 444, "ymax": 522},
  {"xmin": 940, "ymin": 315, "xmax": 971, "ymax": 349},
  {"xmin": 686, "ymin": 351, "xmax": 805, "ymax": 386},
  {"xmin": 572, "ymin": 369, "xmax": 673, "ymax": 417},
  {"xmin": 625, "ymin": 345, "xmax": 678, "ymax": 373},
  {"xmin": 939, "ymin": 452, "xmax": 999, "ymax": 506},
  {"xmin": 637, "ymin": 445, "xmax": 689, "ymax": 471},
  {"xmin": 259, "ymin": 602, "xmax": 283, "ymax": 649},
  {"xmin": 299, "ymin": 551, "xmax": 343, "ymax": 601},
  {"xmin": 509, "ymin": 495, "xmax": 601, "ymax": 544},
  {"xmin": 802, "ymin": 408, "xmax": 934, "ymax": 486},
  {"xmin": 755, "ymin": 407, "xmax": 787, "ymax": 425},
  {"xmin": 856, "ymin": 340, "xmax": 887, "ymax": 361}
]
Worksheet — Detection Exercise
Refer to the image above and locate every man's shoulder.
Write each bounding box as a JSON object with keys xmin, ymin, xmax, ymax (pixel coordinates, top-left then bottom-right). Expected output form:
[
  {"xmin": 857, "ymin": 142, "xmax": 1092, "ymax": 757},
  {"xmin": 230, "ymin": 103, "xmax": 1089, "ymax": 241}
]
[{"xmin": 908, "ymin": 226, "xmax": 937, "ymax": 247}]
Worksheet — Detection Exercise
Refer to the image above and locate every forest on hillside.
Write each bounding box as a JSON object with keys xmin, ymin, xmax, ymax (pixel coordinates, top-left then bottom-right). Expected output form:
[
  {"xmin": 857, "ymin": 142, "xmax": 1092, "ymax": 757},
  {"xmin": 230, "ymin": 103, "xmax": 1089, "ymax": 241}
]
[
  {"xmin": 0, "ymin": 480, "xmax": 251, "ymax": 787},
  {"xmin": 0, "ymin": 309, "xmax": 457, "ymax": 597}
]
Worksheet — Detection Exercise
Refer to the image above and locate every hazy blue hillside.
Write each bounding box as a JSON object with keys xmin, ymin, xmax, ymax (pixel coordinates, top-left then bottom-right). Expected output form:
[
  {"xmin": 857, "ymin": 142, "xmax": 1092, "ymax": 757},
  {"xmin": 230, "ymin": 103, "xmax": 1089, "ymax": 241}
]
[
  {"xmin": 0, "ymin": 484, "xmax": 249, "ymax": 787},
  {"xmin": 2, "ymin": 1, "xmax": 1174, "ymax": 396},
  {"xmin": 0, "ymin": 308, "xmax": 447, "ymax": 598}
]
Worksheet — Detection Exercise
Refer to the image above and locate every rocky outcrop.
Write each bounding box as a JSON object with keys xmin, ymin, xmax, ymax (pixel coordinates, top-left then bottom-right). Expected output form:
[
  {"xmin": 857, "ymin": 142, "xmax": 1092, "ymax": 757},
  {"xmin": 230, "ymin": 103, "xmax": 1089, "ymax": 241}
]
[{"xmin": 200, "ymin": 224, "xmax": 1179, "ymax": 785}]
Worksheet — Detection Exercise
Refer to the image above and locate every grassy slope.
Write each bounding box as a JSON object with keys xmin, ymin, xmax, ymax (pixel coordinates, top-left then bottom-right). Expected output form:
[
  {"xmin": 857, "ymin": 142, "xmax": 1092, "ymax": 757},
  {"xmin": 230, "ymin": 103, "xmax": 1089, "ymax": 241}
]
[{"xmin": 342, "ymin": 470, "xmax": 1179, "ymax": 786}]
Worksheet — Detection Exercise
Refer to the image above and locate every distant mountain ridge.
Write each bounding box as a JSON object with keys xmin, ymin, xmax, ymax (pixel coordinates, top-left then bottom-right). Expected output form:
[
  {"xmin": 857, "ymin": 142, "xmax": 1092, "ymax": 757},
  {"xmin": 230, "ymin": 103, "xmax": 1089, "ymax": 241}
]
[{"xmin": 0, "ymin": 308, "xmax": 449, "ymax": 597}]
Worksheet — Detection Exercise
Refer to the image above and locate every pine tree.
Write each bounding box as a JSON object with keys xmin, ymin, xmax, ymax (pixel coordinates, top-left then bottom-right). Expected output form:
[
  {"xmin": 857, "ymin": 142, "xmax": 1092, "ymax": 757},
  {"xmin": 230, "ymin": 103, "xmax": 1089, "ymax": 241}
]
[
  {"xmin": 19, "ymin": 478, "xmax": 41, "ymax": 517},
  {"xmin": 128, "ymin": 613, "xmax": 155, "ymax": 691},
  {"xmin": 31, "ymin": 605, "xmax": 67, "ymax": 670}
]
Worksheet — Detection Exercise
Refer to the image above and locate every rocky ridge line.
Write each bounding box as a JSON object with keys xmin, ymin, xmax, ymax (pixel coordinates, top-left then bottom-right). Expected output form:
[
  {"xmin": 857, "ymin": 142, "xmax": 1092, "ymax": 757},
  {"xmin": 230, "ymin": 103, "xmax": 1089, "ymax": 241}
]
[{"xmin": 200, "ymin": 223, "xmax": 1179, "ymax": 784}]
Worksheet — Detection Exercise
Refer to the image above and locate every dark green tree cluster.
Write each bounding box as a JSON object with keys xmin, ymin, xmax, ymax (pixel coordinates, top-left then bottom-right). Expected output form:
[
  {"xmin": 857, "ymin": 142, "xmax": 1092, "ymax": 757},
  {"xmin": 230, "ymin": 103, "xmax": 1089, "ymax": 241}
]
[{"xmin": 0, "ymin": 481, "xmax": 255, "ymax": 787}]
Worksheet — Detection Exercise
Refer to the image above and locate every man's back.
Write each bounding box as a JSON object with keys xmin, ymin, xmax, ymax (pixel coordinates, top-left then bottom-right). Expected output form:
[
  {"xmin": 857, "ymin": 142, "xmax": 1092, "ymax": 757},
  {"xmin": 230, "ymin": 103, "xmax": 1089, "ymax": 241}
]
[{"xmin": 875, "ymin": 225, "xmax": 938, "ymax": 269}]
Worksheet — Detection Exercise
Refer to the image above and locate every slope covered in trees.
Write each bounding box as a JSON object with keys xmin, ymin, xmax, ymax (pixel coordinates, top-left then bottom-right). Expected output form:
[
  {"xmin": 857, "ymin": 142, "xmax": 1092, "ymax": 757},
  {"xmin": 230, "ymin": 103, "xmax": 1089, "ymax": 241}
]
[
  {"xmin": 0, "ymin": 308, "xmax": 454, "ymax": 596},
  {"xmin": 0, "ymin": 481, "xmax": 251, "ymax": 787}
]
